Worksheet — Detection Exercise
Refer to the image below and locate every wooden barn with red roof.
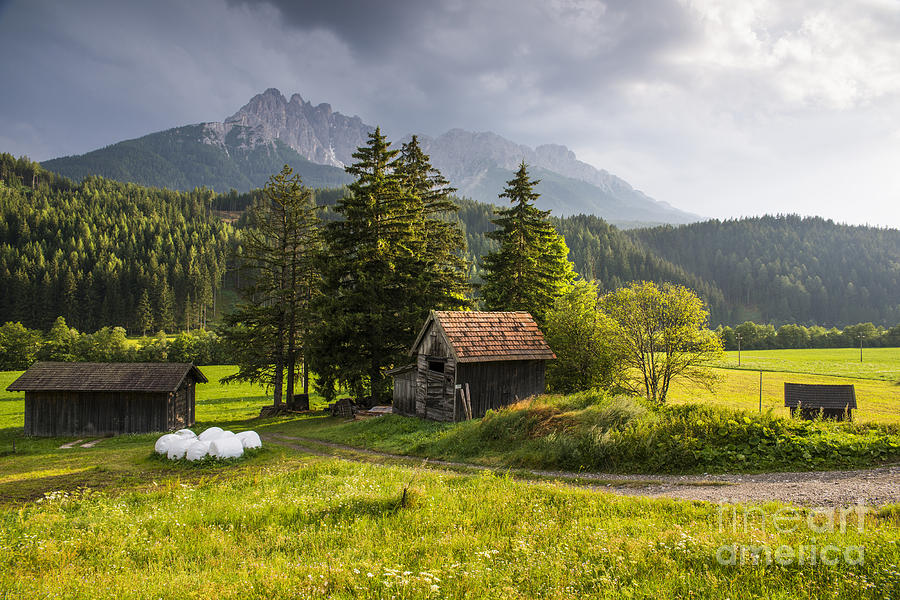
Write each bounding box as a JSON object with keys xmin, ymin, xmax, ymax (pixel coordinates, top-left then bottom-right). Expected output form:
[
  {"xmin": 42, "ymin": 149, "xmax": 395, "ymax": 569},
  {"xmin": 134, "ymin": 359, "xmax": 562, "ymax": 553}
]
[{"xmin": 389, "ymin": 311, "xmax": 555, "ymax": 421}]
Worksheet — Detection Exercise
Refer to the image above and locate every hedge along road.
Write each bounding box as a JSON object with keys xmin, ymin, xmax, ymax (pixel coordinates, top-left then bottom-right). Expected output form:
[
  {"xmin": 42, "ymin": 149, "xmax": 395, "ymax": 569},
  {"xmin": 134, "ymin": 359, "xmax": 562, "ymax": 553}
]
[{"xmin": 263, "ymin": 434, "xmax": 900, "ymax": 507}]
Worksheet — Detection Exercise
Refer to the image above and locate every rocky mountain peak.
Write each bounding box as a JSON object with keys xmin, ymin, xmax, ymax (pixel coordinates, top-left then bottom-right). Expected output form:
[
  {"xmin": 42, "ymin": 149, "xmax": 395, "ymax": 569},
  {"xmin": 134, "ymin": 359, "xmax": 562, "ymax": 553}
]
[
  {"xmin": 45, "ymin": 88, "xmax": 698, "ymax": 224},
  {"xmin": 223, "ymin": 88, "xmax": 371, "ymax": 167}
]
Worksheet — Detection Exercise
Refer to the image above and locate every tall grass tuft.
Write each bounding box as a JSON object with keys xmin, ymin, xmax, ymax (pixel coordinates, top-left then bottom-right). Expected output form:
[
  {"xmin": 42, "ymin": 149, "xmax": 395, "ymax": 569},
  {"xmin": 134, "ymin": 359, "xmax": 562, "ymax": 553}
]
[{"xmin": 304, "ymin": 393, "xmax": 900, "ymax": 474}]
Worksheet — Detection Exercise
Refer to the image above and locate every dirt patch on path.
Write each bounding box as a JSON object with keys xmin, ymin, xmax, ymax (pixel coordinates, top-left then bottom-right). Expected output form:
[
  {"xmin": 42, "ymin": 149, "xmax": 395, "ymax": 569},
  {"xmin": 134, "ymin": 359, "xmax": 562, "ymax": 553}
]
[
  {"xmin": 264, "ymin": 434, "xmax": 900, "ymax": 507},
  {"xmin": 589, "ymin": 466, "xmax": 900, "ymax": 506}
]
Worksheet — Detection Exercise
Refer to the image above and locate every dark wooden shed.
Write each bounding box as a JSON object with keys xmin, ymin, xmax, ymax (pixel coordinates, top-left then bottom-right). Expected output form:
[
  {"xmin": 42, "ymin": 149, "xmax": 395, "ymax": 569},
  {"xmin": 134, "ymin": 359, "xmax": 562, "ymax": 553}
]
[
  {"xmin": 784, "ymin": 383, "xmax": 856, "ymax": 420},
  {"xmin": 391, "ymin": 311, "xmax": 555, "ymax": 422},
  {"xmin": 7, "ymin": 362, "xmax": 208, "ymax": 436}
]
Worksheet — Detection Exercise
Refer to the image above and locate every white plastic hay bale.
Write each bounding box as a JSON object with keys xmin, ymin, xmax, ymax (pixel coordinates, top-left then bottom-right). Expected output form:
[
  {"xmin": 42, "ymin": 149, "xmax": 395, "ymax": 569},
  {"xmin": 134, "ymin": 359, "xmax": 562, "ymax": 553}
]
[
  {"xmin": 154, "ymin": 433, "xmax": 179, "ymax": 455},
  {"xmin": 236, "ymin": 430, "xmax": 262, "ymax": 449},
  {"xmin": 175, "ymin": 428, "xmax": 196, "ymax": 439},
  {"xmin": 166, "ymin": 436, "xmax": 194, "ymax": 460},
  {"xmin": 185, "ymin": 440, "xmax": 211, "ymax": 461},
  {"xmin": 218, "ymin": 430, "xmax": 237, "ymax": 440},
  {"xmin": 198, "ymin": 426, "xmax": 224, "ymax": 441},
  {"xmin": 209, "ymin": 436, "xmax": 244, "ymax": 459}
]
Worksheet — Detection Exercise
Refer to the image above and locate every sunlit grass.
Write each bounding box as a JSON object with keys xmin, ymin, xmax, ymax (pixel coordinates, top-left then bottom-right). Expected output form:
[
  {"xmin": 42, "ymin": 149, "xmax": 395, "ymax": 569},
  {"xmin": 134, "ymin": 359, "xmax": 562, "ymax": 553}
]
[
  {"xmin": 0, "ymin": 365, "xmax": 312, "ymax": 502},
  {"xmin": 1, "ymin": 363, "xmax": 899, "ymax": 598},
  {"xmin": 668, "ymin": 367, "xmax": 900, "ymax": 425},
  {"xmin": 1, "ymin": 456, "xmax": 898, "ymax": 599},
  {"xmin": 714, "ymin": 347, "xmax": 900, "ymax": 381}
]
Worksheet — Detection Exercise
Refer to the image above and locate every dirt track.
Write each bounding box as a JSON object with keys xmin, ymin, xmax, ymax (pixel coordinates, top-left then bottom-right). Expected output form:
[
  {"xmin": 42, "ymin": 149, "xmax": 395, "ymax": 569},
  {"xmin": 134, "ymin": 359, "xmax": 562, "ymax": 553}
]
[{"xmin": 264, "ymin": 434, "xmax": 900, "ymax": 507}]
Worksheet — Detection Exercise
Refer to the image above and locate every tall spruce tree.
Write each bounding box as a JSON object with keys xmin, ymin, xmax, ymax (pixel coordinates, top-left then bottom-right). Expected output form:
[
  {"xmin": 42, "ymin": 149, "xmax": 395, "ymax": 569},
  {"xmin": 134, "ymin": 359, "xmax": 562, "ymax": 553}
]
[
  {"xmin": 136, "ymin": 289, "xmax": 154, "ymax": 336},
  {"xmin": 220, "ymin": 165, "xmax": 320, "ymax": 408},
  {"xmin": 480, "ymin": 162, "xmax": 575, "ymax": 324},
  {"xmin": 311, "ymin": 129, "xmax": 470, "ymax": 404},
  {"xmin": 394, "ymin": 135, "xmax": 471, "ymax": 317}
]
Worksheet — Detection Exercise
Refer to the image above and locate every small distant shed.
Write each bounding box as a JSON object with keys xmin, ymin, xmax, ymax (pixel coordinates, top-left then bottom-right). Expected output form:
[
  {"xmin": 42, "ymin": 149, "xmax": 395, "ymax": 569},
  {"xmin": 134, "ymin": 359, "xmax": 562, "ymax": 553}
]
[
  {"xmin": 784, "ymin": 383, "xmax": 856, "ymax": 420},
  {"xmin": 6, "ymin": 362, "xmax": 208, "ymax": 436},
  {"xmin": 390, "ymin": 311, "xmax": 555, "ymax": 422}
]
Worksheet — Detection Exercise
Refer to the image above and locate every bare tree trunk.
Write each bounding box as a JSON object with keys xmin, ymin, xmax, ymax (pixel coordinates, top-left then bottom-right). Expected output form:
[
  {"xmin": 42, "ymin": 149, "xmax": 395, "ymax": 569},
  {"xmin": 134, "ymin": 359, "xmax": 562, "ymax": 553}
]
[
  {"xmin": 273, "ymin": 316, "xmax": 284, "ymax": 406},
  {"xmin": 370, "ymin": 358, "xmax": 380, "ymax": 408},
  {"xmin": 303, "ymin": 355, "xmax": 309, "ymax": 395},
  {"xmin": 285, "ymin": 239, "xmax": 298, "ymax": 405}
]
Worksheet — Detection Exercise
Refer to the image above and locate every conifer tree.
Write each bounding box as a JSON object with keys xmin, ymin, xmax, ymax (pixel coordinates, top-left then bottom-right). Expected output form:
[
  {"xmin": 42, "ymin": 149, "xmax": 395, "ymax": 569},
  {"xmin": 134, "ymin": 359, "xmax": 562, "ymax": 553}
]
[
  {"xmin": 220, "ymin": 165, "xmax": 320, "ymax": 408},
  {"xmin": 156, "ymin": 277, "xmax": 176, "ymax": 333},
  {"xmin": 313, "ymin": 128, "xmax": 469, "ymax": 403},
  {"xmin": 136, "ymin": 289, "xmax": 154, "ymax": 336},
  {"xmin": 312, "ymin": 128, "xmax": 406, "ymax": 402},
  {"xmin": 394, "ymin": 136, "xmax": 471, "ymax": 314},
  {"xmin": 61, "ymin": 270, "xmax": 78, "ymax": 325},
  {"xmin": 480, "ymin": 162, "xmax": 575, "ymax": 324}
]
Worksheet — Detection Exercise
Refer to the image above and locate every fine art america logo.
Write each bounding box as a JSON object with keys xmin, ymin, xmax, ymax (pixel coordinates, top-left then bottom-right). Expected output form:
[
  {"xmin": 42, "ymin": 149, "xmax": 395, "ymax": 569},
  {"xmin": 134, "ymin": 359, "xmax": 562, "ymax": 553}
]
[{"xmin": 716, "ymin": 501, "xmax": 868, "ymax": 567}]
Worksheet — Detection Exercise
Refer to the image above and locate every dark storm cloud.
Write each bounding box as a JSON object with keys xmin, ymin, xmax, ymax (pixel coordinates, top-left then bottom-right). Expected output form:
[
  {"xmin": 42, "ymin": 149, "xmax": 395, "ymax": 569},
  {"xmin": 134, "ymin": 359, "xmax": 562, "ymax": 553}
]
[
  {"xmin": 230, "ymin": 0, "xmax": 698, "ymax": 136},
  {"xmin": 2, "ymin": 0, "xmax": 899, "ymax": 225},
  {"xmin": 230, "ymin": 0, "xmax": 453, "ymax": 58},
  {"xmin": 0, "ymin": 0, "xmax": 699, "ymax": 159}
]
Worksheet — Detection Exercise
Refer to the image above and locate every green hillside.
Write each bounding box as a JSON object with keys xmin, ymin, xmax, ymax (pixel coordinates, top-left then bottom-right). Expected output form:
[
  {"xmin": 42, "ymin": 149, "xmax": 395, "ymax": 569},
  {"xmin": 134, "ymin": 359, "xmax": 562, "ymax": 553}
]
[
  {"xmin": 0, "ymin": 153, "xmax": 237, "ymax": 333},
  {"xmin": 41, "ymin": 125, "xmax": 352, "ymax": 192},
  {"xmin": 631, "ymin": 216, "xmax": 900, "ymax": 326},
  {"xmin": 5, "ymin": 153, "xmax": 900, "ymax": 330}
]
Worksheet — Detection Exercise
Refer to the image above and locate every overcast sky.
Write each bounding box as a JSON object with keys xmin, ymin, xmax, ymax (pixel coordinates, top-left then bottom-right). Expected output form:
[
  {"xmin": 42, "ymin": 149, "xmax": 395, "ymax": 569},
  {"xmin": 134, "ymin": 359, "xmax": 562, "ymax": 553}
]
[{"xmin": 2, "ymin": 0, "xmax": 899, "ymax": 226}]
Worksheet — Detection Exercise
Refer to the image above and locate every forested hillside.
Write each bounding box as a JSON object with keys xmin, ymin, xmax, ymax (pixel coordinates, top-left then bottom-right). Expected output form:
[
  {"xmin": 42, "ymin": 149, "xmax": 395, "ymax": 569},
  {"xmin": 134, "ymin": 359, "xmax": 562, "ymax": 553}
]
[
  {"xmin": 0, "ymin": 154, "xmax": 237, "ymax": 332},
  {"xmin": 5, "ymin": 152, "xmax": 900, "ymax": 331},
  {"xmin": 631, "ymin": 216, "xmax": 900, "ymax": 326},
  {"xmin": 42, "ymin": 125, "xmax": 352, "ymax": 193}
]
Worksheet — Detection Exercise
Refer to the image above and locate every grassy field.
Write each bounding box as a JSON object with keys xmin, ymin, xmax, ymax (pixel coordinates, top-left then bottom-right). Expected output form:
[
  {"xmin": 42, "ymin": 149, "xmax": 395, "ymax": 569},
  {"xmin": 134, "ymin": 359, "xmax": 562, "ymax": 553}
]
[
  {"xmin": 676, "ymin": 347, "xmax": 900, "ymax": 425},
  {"xmin": 668, "ymin": 368, "xmax": 900, "ymax": 425},
  {"xmin": 2, "ymin": 455, "xmax": 899, "ymax": 599},
  {"xmin": 0, "ymin": 366, "xmax": 319, "ymax": 503},
  {"xmin": 715, "ymin": 348, "xmax": 900, "ymax": 381},
  {"xmin": 2, "ymin": 364, "xmax": 900, "ymax": 597}
]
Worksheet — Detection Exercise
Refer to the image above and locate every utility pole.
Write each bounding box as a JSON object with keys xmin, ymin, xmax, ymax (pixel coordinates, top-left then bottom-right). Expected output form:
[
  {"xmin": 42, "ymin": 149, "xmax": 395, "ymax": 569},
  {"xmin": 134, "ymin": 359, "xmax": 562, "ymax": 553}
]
[
  {"xmin": 858, "ymin": 334, "xmax": 864, "ymax": 362},
  {"xmin": 759, "ymin": 370, "xmax": 763, "ymax": 413},
  {"xmin": 736, "ymin": 333, "xmax": 742, "ymax": 366}
]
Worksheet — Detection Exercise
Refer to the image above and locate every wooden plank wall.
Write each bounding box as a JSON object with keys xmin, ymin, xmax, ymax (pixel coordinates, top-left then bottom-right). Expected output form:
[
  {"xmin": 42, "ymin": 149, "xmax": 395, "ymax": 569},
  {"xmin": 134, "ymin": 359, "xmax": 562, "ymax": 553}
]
[
  {"xmin": 188, "ymin": 382, "xmax": 195, "ymax": 426},
  {"xmin": 423, "ymin": 361, "xmax": 456, "ymax": 422},
  {"xmin": 414, "ymin": 322, "xmax": 457, "ymax": 420},
  {"xmin": 24, "ymin": 391, "xmax": 172, "ymax": 436},
  {"xmin": 172, "ymin": 387, "xmax": 188, "ymax": 429},
  {"xmin": 392, "ymin": 369, "xmax": 417, "ymax": 416},
  {"xmin": 455, "ymin": 360, "xmax": 546, "ymax": 419}
]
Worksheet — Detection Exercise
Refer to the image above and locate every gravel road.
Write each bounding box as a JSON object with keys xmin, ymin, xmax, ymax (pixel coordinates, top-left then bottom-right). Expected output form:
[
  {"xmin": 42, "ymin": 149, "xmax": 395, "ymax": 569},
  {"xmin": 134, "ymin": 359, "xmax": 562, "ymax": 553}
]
[
  {"xmin": 264, "ymin": 434, "xmax": 900, "ymax": 507},
  {"xmin": 587, "ymin": 465, "xmax": 900, "ymax": 506}
]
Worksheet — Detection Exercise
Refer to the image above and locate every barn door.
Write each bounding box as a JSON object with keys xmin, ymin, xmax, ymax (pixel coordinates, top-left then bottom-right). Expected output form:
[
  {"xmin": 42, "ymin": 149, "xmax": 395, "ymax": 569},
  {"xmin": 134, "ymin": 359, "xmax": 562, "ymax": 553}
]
[
  {"xmin": 424, "ymin": 358, "xmax": 452, "ymax": 420},
  {"xmin": 425, "ymin": 370, "xmax": 444, "ymax": 417}
]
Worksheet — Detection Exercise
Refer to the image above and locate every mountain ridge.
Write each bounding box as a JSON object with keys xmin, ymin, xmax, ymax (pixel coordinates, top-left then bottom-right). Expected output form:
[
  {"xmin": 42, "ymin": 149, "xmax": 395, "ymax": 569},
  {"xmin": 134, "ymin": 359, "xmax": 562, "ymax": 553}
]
[{"xmin": 42, "ymin": 88, "xmax": 699, "ymax": 225}]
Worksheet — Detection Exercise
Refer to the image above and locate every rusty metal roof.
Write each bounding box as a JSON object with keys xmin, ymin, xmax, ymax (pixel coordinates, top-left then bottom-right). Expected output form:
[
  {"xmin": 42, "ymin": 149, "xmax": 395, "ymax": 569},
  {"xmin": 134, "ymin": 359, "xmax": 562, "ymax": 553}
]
[
  {"xmin": 417, "ymin": 311, "xmax": 555, "ymax": 363},
  {"xmin": 6, "ymin": 362, "xmax": 208, "ymax": 393}
]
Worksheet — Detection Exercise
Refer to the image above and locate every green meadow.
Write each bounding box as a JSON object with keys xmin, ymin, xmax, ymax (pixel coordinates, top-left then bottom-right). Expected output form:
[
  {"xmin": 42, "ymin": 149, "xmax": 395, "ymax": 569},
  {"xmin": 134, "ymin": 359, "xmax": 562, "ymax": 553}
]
[
  {"xmin": 715, "ymin": 347, "xmax": 900, "ymax": 381},
  {"xmin": 0, "ymin": 366, "xmax": 334, "ymax": 502},
  {"xmin": 1, "ymin": 360, "xmax": 900, "ymax": 598},
  {"xmin": 2, "ymin": 456, "xmax": 899, "ymax": 599},
  {"xmin": 665, "ymin": 348, "xmax": 900, "ymax": 425}
]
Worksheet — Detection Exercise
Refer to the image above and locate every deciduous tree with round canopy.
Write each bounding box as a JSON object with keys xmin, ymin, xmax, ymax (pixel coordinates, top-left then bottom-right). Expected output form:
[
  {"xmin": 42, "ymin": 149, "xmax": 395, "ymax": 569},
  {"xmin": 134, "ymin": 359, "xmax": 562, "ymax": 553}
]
[{"xmin": 600, "ymin": 281, "xmax": 723, "ymax": 405}]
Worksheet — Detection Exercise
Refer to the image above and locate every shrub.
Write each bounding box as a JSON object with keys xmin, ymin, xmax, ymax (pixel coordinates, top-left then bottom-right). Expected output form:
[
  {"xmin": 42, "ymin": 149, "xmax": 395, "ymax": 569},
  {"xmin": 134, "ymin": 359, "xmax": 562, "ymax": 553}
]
[
  {"xmin": 452, "ymin": 396, "xmax": 900, "ymax": 474},
  {"xmin": 0, "ymin": 321, "xmax": 43, "ymax": 369}
]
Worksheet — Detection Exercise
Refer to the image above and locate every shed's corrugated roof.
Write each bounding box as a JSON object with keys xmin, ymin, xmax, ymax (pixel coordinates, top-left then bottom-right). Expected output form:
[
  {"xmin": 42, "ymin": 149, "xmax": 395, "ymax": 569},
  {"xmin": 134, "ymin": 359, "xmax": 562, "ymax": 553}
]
[
  {"xmin": 784, "ymin": 383, "xmax": 857, "ymax": 409},
  {"xmin": 6, "ymin": 362, "xmax": 208, "ymax": 393},
  {"xmin": 427, "ymin": 311, "xmax": 555, "ymax": 363}
]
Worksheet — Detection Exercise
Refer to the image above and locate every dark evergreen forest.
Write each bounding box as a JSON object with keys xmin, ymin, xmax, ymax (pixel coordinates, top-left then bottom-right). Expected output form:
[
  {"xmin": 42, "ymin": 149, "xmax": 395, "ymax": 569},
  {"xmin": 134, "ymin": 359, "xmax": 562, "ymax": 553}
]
[
  {"xmin": 0, "ymin": 154, "xmax": 237, "ymax": 333},
  {"xmin": 3, "ymin": 152, "xmax": 900, "ymax": 332},
  {"xmin": 632, "ymin": 216, "xmax": 900, "ymax": 326}
]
